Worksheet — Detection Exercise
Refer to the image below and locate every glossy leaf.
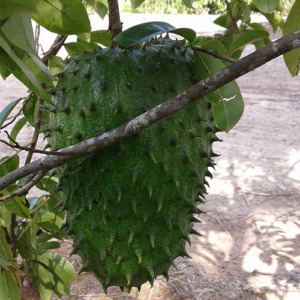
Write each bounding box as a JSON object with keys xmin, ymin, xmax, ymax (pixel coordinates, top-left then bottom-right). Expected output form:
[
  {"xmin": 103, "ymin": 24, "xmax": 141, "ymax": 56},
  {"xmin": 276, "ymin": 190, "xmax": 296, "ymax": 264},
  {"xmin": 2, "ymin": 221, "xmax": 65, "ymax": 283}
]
[
  {"xmin": 31, "ymin": 0, "xmax": 91, "ymax": 35},
  {"xmin": 3, "ymin": 196, "xmax": 30, "ymax": 218},
  {"xmin": 229, "ymin": 30, "xmax": 269, "ymax": 55},
  {"xmin": 0, "ymin": 36, "xmax": 53, "ymax": 105},
  {"xmin": 171, "ymin": 28, "xmax": 196, "ymax": 44},
  {"xmin": 9, "ymin": 117, "xmax": 27, "ymax": 145},
  {"xmin": 193, "ymin": 40, "xmax": 244, "ymax": 132},
  {"xmin": 0, "ymin": 98, "xmax": 21, "ymax": 128},
  {"xmin": 0, "ymin": 0, "xmax": 38, "ymax": 18},
  {"xmin": 252, "ymin": 0, "xmax": 280, "ymax": 13},
  {"xmin": 1, "ymin": 12, "xmax": 36, "ymax": 55},
  {"xmin": 114, "ymin": 22, "xmax": 176, "ymax": 47},
  {"xmin": 213, "ymin": 14, "xmax": 228, "ymax": 29},
  {"xmin": 131, "ymin": 0, "xmax": 146, "ymax": 9},
  {"xmin": 283, "ymin": 0, "xmax": 300, "ymax": 76},
  {"xmin": 0, "ymin": 268, "xmax": 21, "ymax": 300},
  {"xmin": 86, "ymin": 0, "xmax": 108, "ymax": 19}
]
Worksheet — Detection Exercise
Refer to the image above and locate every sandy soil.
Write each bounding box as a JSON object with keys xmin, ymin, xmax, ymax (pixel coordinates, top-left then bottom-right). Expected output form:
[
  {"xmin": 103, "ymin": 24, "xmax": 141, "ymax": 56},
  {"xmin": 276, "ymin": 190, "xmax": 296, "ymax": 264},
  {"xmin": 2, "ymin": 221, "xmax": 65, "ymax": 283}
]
[{"xmin": 0, "ymin": 17, "xmax": 299, "ymax": 300}]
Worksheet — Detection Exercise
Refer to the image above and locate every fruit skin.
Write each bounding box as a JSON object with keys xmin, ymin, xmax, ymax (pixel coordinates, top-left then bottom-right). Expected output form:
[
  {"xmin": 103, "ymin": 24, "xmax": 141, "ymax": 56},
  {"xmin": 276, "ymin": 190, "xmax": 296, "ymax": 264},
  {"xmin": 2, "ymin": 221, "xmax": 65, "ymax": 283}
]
[{"xmin": 47, "ymin": 38, "xmax": 219, "ymax": 292}]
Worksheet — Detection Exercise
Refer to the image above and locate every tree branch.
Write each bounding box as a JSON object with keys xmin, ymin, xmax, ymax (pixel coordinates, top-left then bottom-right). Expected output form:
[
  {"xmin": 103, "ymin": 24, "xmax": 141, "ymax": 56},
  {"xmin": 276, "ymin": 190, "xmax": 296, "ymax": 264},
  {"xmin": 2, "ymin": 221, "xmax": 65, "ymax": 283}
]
[
  {"xmin": 0, "ymin": 170, "xmax": 47, "ymax": 201},
  {"xmin": 108, "ymin": 0, "xmax": 122, "ymax": 40},
  {"xmin": 41, "ymin": 35, "xmax": 67, "ymax": 66},
  {"xmin": 1, "ymin": 30, "xmax": 300, "ymax": 191}
]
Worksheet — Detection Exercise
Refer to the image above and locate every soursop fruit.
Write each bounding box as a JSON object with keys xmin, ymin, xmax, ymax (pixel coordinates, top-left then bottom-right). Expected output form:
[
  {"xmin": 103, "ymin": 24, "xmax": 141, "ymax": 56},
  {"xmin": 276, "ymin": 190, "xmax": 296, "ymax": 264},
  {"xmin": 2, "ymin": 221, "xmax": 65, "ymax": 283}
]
[{"xmin": 46, "ymin": 37, "xmax": 220, "ymax": 292}]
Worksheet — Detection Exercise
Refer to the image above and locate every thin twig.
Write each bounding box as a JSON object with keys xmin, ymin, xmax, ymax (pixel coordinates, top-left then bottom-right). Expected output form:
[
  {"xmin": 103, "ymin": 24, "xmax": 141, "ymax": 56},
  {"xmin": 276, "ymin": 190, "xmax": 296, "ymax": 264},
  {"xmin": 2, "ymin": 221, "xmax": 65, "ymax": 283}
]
[
  {"xmin": 191, "ymin": 45, "xmax": 237, "ymax": 63},
  {"xmin": 41, "ymin": 35, "xmax": 67, "ymax": 66},
  {"xmin": 242, "ymin": 193, "xmax": 250, "ymax": 208},
  {"xmin": 225, "ymin": 0, "xmax": 240, "ymax": 33},
  {"xmin": 0, "ymin": 142, "xmax": 32, "ymax": 168},
  {"xmin": 30, "ymin": 196, "xmax": 50, "ymax": 214},
  {"xmin": 24, "ymin": 97, "xmax": 44, "ymax": 166},
  {"xmin": 0, "ymin": 170, "xmax": 47, "ymax": 201},
  {"xmin": 207, "ymin": 214, "xmax": 231, "ymax": 237},
  {"xmin": 1, "ymin": 133, "xmax": 70, "ymax": 156},
  {"xmin": 243, "ymin": 190, "xmax": 300, "ymax": 197}
]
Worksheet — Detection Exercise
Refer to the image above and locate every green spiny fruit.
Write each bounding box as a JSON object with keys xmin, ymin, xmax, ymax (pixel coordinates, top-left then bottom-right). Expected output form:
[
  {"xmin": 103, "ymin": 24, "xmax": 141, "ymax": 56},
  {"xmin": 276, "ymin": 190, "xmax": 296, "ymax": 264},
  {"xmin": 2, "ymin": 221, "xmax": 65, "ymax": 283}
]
[{"xmin": 48, "ymin": 37, "xmax": 219, "ymax": 292}]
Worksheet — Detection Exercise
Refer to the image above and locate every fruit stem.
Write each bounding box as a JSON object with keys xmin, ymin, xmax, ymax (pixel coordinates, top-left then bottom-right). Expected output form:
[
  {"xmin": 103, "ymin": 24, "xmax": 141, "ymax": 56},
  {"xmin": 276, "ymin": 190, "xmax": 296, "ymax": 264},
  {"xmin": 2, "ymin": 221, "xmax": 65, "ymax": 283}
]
[{"xmin": 108, "ymin": 0, "xmax": 122, "ymax": 41}]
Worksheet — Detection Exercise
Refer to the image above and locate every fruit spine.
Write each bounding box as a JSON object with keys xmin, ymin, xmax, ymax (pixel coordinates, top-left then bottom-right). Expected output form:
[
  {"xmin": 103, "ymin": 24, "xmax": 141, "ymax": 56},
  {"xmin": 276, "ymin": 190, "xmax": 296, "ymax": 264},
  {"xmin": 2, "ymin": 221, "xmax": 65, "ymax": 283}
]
[{"xmin": 47, "ymin": 37, "xmax": 220, "ymax": 292}]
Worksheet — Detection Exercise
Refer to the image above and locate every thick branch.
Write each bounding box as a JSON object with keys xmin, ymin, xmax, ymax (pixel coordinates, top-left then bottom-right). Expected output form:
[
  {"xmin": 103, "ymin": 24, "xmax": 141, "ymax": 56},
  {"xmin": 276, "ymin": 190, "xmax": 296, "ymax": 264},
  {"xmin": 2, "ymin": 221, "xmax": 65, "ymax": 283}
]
[
  {"xmin": 1, "ymin": 30, "xmax": 300, "ymax": 191},
  {"xmin": 108, "ymin": 0, "xmax": 122, "ymax": 39}
]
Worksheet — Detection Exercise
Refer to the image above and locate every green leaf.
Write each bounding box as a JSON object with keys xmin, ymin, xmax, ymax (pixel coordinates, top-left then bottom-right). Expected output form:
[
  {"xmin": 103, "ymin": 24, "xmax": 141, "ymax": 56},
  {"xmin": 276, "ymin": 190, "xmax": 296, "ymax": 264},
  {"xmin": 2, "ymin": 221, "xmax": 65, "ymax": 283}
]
[
  {"xmin": 29, "ymin": 262, "xmax": 54, "ymax": 300},
  {"xmin": 0, "ymin": 226, "xmax": 16, "ymax": 267},
  {"xmin": 193, "ymin": 40, "xmax": 244, "ymax": 132},
  {"xmin": 0, "ymin": 36, "xmax": 53, "ymax": 105},
  {"xmin": 0, "ymin": 256, "xmax": 13, "ymax": 270},
  {"xmin": 170, "ymin": 28, "xmax": 196, "ymax": 44},
  {"xmin": 85, "ymin": 0, "xmax": 108, "ymax": 19},
  {"xmin": 0, "ymin": 205, "xmax": 10, "ymax": 230},
  {"xmin": 229, "ymin": 30, "xmax": 269, "ymax": 56},
  {"xmin": 38, "ymin": 212, "xmax": 63, "ymax": 232},
  {"xmin": 182, "ymin": 0, "xmax": 194, "ymax": 9},
  {"xmin": 64, "ymin": 41, "xmax": 97, "ymax": 57},
  {"xmin": 252, "ymin": 0, "xmax": 280, "ymax": 13},
  {"xmin": 0, "ymin": 268, "xmax": 21, "ymax": 300},
  {"xmin": 213, "ymin": 14, "xmax": 228, "ymax": 29},
  {"xmin": 23, "ymin": 93, "xmax": 37, "ymax": 125},
  {"xmin": 35, "ymin": 253, "xmax": 74, "ymax": 294},
  {"xmin": 3, "ymin": 196, "xmax": 30, "ymax": 218},
  {"xmin": 263, "ymin": 12, "xmax": 284, "ymax": 32},
  {"xmin": 31, "ymin": 0, "xmax": 91, "ymax": 35},
  {"xmin": 240, "ymin": 1, "xmax": 251, "ymax": 23},
  {"xmin": 9, "ymin": 117, "xmax": 27, "ymax": 145},
  {"xmin": 1, "ymin": 12, "xmax": 36, "ymax": 55},
  {"xmin": 114, "ymin": 22, "xmax": 176, "ymax": 47},
  {"xmin": 90, "ymin": 30, "xmax": 112, "ymax": 47},
  {"xmin": 42, "ymin": 252, "xmax": 76, "ymax": 280},
  {"xmin": 36, "ymin": 241, "xmax": 60, "ymax": 254},
  {"xmin": 0, "ymin": 156, "xmax": 19, "ymax": 177},
  {"xmin": 249, "ymin": 22, "xmax": 269, "ymax": 32},
  {"xmin": 131, "ymin": 0, "xmax": 146, "ymax": 9},
  {"xmin": 48, "ymin": 55, "xmax": 66, "ymax": 76},
  {"xmin": 0, "ymin": 98, "xmax": 21, "ymax": 128},
  {"xmin": 0, "ymin": 0, "xmax": 38, "ymax": 18},
  {"xmin": 283, "ymin": 0, "xmax": 300, "ymax": 76}
]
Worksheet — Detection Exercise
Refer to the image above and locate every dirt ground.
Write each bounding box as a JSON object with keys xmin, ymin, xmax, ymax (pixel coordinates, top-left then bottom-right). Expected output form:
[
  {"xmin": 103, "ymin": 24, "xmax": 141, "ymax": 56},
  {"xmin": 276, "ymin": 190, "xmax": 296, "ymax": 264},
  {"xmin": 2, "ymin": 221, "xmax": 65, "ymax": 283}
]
[{"xmin": 0, "ymin": 21, "xmax": 300, "ymax": 300}]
